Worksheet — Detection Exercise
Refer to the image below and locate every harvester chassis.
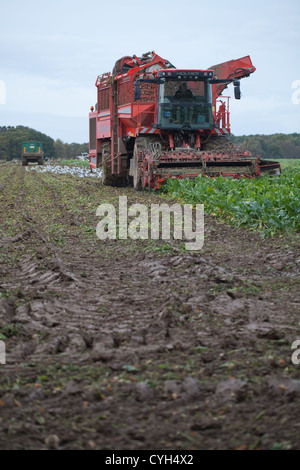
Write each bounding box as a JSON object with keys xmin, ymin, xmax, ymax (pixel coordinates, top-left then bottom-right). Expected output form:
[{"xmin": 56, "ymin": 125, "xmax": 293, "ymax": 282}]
[{"xmin": 130, "ymin": 135, "xmax": 260, "ymax": 190}]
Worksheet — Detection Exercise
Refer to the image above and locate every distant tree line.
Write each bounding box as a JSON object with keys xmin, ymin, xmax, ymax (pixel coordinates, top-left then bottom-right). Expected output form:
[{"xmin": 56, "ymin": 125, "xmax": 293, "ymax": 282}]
[
  {"xmin": 231, "ymin": 133, "xmax": 300, "ymax": 159},
  {"xmin": 53, "ymin": 139, "xmax": 89, "ymax": 160},
  {"xmin": 0, "ymin": 126, "xmax": 88, "ymax": 161}
]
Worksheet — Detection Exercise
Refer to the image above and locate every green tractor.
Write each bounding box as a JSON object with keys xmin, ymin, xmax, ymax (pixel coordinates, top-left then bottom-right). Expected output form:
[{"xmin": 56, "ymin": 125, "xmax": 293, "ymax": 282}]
[{"xmin": 21, "ymin": 142, "xmax": 44, "ymax": 166}]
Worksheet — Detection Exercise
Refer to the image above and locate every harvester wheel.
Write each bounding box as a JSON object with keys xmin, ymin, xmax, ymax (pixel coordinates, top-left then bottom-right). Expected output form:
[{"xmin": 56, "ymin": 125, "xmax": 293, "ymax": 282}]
[{"xmin": 132, "ymin": 136, "xmax": 163, "ymax": 190}]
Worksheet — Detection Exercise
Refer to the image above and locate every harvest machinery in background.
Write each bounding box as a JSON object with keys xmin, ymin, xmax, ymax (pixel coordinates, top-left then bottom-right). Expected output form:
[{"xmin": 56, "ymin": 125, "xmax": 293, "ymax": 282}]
[
  {"xmin": 88, "ymin": 52, "xmax": 281, "ymax": 189},
  {"xmin": 21, "ymin": 142, "xmax": 44, "ymax": 166}
]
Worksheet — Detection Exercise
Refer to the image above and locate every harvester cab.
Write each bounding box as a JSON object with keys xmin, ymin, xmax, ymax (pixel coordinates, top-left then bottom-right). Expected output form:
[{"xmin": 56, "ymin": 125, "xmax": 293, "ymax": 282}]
[
  {"xmin": 155, "ymin": 70, "xmax": 214, "ymax": 132},
  {"xmin": 132, "ymin": 63, "xmax": 249, "ymax": 166},
  {"xmin": 134, "ymin": 65, "xmax": 246, "ymax": 135}
]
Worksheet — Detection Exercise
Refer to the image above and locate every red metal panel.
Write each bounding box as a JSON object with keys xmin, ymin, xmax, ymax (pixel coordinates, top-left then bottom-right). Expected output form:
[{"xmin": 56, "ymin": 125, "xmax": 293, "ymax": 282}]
[{"xmin": 210, "ymin": 56, "xmax": 256, "ymax": 98}]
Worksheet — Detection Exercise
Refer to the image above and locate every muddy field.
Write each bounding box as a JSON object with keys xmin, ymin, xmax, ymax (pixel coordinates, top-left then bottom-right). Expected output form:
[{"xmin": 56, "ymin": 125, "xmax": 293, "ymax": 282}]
[{"xmin": 0, "ymin": 162, "xmax": 299, "ymax": 450}]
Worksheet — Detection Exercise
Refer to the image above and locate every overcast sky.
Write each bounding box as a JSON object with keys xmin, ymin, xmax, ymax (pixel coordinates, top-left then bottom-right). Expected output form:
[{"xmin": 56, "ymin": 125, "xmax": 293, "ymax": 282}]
[{"xmin": 1, "ymin": 0, "xmax": 299, "ymax": 143}]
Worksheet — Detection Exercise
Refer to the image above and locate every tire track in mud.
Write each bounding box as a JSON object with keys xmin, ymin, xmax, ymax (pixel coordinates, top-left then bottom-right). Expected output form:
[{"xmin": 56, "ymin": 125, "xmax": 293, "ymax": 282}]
[
  {"xmin": 0, "ymin": 168, "xmax": 166, "ymax": 364},
  {"xmin": 2, "ymin": 167, "xmax": 300, "ymax": 359},
  {"xmin": 3, "ymin": 166, "xmax": 298, "ymax": 365},
  {"xmin": 1, "ymin": 167, "xmax": 94, "ymax": 365},
  {"xmin": 1, "ymin": 174, "xmax": 216, "ymax": 367},
  {"xmin": 1, "ymin": 167, "xmax": 82, "ymax": 284}
]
